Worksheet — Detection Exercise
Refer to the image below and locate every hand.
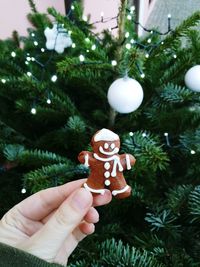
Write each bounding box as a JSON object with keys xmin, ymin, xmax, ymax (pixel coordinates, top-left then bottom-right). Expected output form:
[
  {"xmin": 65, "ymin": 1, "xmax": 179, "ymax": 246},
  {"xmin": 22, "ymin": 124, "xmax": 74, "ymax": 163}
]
[{"xmin": 0, "ymin": 179, "xmax": 112, "ymax": 265}]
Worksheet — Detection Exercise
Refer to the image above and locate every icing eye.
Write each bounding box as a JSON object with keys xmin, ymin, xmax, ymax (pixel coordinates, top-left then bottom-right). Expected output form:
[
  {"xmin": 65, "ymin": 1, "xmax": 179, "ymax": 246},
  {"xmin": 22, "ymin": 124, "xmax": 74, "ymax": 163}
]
[
  {"xmin": 104, "ymin": 143, "xmax": 109, "ymax": 149},
  {"xmin": 110, "ymin": 143, "xmax": 115, "ymax": 149}
]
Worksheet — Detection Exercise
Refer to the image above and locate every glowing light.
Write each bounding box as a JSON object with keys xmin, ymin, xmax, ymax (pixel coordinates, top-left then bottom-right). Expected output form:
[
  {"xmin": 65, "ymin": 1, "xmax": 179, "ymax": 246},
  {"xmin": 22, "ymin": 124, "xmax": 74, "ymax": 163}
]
[
  {"xmin": 41, "ymin": 48, "xmax": 45, "ymax": 52},
  {"xmin": 126, "ymin": 43, "xmax": 131, "ymax": 49},
  {"xmin": 31, "ymin": 33, "xmax": 35, "ymax": 37},
  {"xmin": 79, "ymin": 55, "xmax": 85, "ymax": 62},
  {"xmin": 145, "ymin": 53, "xmax": 149, "ymax": 58},
  {"xmin": 125, "ymin": 32, "xmax": 130, "ymax": 38},
  {"xmin": 111, "ymin": 60, "xmax": 117, "ymax": 66},
  {"xmin": 142, "ymin": 133, "xmax": 147, "ymax": 137},
  {"xmin": 147, "ymin": 38, "xmax": 152, "ymax": 43},
  {"xmin": 1, "ymin": 79, "xmax": 6, "ymax": 84},
  {"xmin": 27, "ymin": 72, "xmax": 32, "ymax": 77},
  {"xmin": 91, "ymin": 44, "xmax": 96, "ymax": 50},
  {"xmin": 141, "ymin": 73, "xmax": 145, "ymax": 78},
  {"xmin": 168, "ymin": 14, "xmax": 171, "ymax": 19},
  {"xmin": 31, "ymin": 108, "xmax": 36, "ymax": 115},
  {"xmin": 51, "ymin": 75, "xmax": 57, "ymax": 82},
  {"xmin": 191, "ymin": 150, "xmax": 196, "ymax": 155},
  {"xmin": 164, "ymin": 132, "xmax": 169, "ymax": 136},
  {"xmin": 11, "ymin": 51, "xmax": 16, "ymax": 57},
  {"xmin": 47, "ymin": 99, "xmax": 51, "ymax": 104},
  {"xmin": 34, "ymin": 41, "xmax": 38, "ymax": 46},
  {"xmin": 127, "ymin": 15, "xmax": 132, "ymax": 20},
  {"xmin": 71, "ymin": 5, "xmax": 75, "ymax": 10},
  {"xmin": 82, "ymin": 15, "xmax": 88, "ymax": 22},
  {"xmin": 21, "ymin": 188, "xmax": 26, "ymax": 194},
  {"xmin": 72, "ymin": 43, "xmax": 76, "ymax": 48},
  {"xmin": 129, "ymin": 132, "xmax": 134, "ymax": 136}
]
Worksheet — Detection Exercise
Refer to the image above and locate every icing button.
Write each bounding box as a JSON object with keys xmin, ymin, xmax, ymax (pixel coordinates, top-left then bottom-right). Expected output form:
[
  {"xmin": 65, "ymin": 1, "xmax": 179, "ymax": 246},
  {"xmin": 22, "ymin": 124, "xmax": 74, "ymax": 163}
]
[
  {"xmin": 105, "ymin": 180, "xmax": 110, "ymax": 186},
  {"xmin": 104, "ymin": 171, "xmax": 110, "ymax": 178},
  {"xmin": 104, "ymin": 162, "xmax": 110, "ymax": 170}
]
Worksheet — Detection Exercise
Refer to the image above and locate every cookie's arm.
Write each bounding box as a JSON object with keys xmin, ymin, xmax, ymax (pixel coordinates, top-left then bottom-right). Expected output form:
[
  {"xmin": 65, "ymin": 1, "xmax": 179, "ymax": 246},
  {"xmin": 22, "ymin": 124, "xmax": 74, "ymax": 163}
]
[
  {"xmin": 120, "ymin": 154, "xmax": 136, "ymax": 170},
  {"xmin": 78, "ymin": 151, "xmax": 93, "ymax": 167}
]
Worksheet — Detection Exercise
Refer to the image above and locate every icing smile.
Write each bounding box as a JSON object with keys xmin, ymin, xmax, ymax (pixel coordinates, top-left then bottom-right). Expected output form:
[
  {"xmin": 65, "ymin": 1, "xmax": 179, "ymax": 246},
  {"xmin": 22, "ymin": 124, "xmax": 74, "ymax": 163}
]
[{"xmin": 99, "ymin": 146, "xmax": 119, "ymax": 155}]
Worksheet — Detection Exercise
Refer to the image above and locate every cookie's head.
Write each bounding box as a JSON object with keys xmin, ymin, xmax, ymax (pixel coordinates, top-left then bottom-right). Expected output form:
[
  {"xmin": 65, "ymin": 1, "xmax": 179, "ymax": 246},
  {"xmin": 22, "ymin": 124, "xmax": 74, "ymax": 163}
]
[{"xmin": 91, "ymin": 128, "xmax": 120, "ymax": 157}]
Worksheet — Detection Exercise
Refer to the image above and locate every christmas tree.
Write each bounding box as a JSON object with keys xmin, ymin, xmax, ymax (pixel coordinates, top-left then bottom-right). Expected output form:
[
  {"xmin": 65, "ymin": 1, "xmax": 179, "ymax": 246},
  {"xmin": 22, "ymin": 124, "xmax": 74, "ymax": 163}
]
[{"xmin": 0, "ymin": 0, "xmax": 200, "ymax": 265}]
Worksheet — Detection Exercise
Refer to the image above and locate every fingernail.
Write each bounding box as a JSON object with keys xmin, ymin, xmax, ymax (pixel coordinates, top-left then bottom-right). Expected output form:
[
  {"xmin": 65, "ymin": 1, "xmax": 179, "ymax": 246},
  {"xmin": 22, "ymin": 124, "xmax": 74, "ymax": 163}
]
[{"xmin": 71, "ymin": 188, "xmax": 92, "ymax": 211}]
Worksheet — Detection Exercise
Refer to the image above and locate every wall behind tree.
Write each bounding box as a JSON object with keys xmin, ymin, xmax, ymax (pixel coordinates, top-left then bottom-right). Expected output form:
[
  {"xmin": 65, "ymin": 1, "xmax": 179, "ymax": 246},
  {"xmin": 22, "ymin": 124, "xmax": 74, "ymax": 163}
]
[{"xmin": 0, "ymin": 0, "xmax": 120, "ymax": 39}]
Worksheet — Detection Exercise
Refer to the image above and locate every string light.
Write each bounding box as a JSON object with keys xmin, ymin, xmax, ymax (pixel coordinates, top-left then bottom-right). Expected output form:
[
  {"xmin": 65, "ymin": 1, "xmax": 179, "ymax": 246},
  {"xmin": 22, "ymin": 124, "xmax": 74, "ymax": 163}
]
[
  {"xmin": 31, "ymin": 107, "xmax": 37, "ymax": 115},
  {"xmin": 79, "ymin": 55, "xmax": 85, "ymax": 62},
  {"xmin": 140, "ymin": 73, "xmax": 145, "ymax": 78},
  {"xmin": 145, "ymin": 53, "xmax": 149, "ymax": 58},
  {"xmin": 51, "ymin": 75, "xmax": 57, "ymax": 82},
  {"xmin": 26, "ymin": 57, "xmax": 31, "ymax": 61},
  {"xmin": 34, "ymin": 41, "xmax": 38, "ymax": 46},
  {"xmin": 100, "ymin": 11, "xmax": 104, "ymax": 22},
  {"xmin": 72, "ymin": 43, "xmax": 76, "ymax": 48},
  {"xmin": 31, "ymin": 57, "xmax": 35, "ymax": 61},
  {"xmin": 27, "ymin": 72, "xmax": 32, "ymax": 77},
  {"xmin": 91, "ymin": 44, "xmax": 96, "ymax": 50},
  {"xmin": 130, "ymin": 6, "xmax": 135, "ymax": 14},
  {"xmin": 164, "ymin": 132, "xmax": 168, "ymax": 136},
  {"xmin": 25, "ymin": 61, "xmax": 29, "ymax": 65},
  {"xmin": 142, "ymin": 133, "xmax": 147, "ymax": 137},
  {"xmin": 21, "ymin": 188, "xmax": 26, "ymax": 194},
  {"xmin": 71, "ymin": 5, "xmax": 75, "ymax": 10},
  {"xmin": 41, "ymin": 48, "xmax": 45, "ymax": 52},
  {"xmin": 111, "ymin": 60, "xmax": 117, "ymax": 66},
  {"xmin": 130, "ymin": 39, "xmax": 135, "ymax": 44},
  {"xmin": 47, "ymin": 98, "xmax": 51, "ymax": 104},
  {"xmin": 1, "ymin": 79, "xmax": 6, "ymax": 84},
  {"xmin": 68, "ymin": 30, "xmax": 72, "ymax": 36},
  {"xmin": 82, "ymin": 15, "xmax": 88, "ymax": 22},
  {"xmin": 129, "ymin": 132, "xmax": 134, "ymax": 136},
  {"xmin": 11, "ymin": 51, "xmax": 16, "ymax": 57},
  {"xmin": 168, "ymin": 14, "xmax": 172, "ymax": 19},
  {"xmin": 86, "ymin": 49, "xmax": 89, "ymax": 53},
  {"xmin": 85, "ymin": 38, "xmax": 90, "ymax": 43},
  {"xmin": 190, "ymin": 150, "xmax": 196, "ymax": 155},
  {"xmin": 173, "ymin": 54, "xmax": 177, "ymax": 59},
  {"xmin": 126, "ymin": 43, "xmax": 131, "ymax": 49},
  {"xmin": 127, "ymin": 15, "xmax": 132, "ymax": 20},
  {"xmin": 31, "ymin": 33, "xmax": 35, "ymax": 37},
  {"xmin": 125, "ymin": 32, "xmax": 130, "ymax": 38},
  {"xmin": 147, "ymin": 38, "xmax": 152, "ymax": 44}
]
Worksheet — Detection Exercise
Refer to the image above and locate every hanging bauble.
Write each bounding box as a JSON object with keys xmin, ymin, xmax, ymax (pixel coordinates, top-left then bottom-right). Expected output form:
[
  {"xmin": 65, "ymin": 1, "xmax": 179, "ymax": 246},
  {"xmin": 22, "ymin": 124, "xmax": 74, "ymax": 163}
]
[
  {"xmin": 107, "ymin": 77, "xmax": 144, "ymax": 113},
  {"xmin": 184, "ymin": 65, "xmax": 200, "ymax": 92},
  {"xmin": 44, "ymin": 24, "xmax": 72, "ymax": 54}
]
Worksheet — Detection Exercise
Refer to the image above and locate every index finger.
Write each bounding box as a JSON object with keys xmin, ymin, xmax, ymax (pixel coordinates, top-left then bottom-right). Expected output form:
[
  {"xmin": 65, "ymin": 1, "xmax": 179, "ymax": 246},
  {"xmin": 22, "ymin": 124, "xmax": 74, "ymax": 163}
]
[{"xmin": 16, "ymin": 179, "xmax": 86, "ymax": 221}]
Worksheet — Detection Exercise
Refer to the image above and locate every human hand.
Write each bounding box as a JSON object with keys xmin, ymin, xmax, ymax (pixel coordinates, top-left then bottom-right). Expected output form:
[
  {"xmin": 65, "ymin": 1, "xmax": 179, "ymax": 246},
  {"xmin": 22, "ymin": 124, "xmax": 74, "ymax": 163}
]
[{"xmin": 0, "ymin": 179, "xmax": 112, "ymax": 266}]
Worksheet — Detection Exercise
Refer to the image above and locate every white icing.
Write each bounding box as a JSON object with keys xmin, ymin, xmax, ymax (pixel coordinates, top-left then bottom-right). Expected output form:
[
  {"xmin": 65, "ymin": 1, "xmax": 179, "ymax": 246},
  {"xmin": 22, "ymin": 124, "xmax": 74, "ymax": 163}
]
[
  {"xmin": 104, "ymin": 171, "xmax": 110, "ymax": 178},
  {"xmin": 112, "ymin": 185, "xmax": 129, "ymax": 196},
  {"xmin": 104, "ymin": 143, "xmax": 109, "ymax": 149},
  {"xmin": 84, "ymin": 154, "xmax": 89, "ymax": 167},
  {"xmin": 94, "ymin": 128, "xmax": 119, "ymax": 142},
  {"xmin": 104, "ymin": 162, "xmax": 110, "ymax": 170},
  {"xmin": 105, "ymin": 180, "xmax": 110, "ymax": 186},
  {"xmin": 99, "ymin": 146, "xmax": 119, "ymax": 156},
  {"xmin": 126, "ymin": 154, "xmax": 131, "ymax": 170},
  {"xmin": 94, "ymin": 153, "xmax": 123, "ymax": 178},
  {"xmin": 110, "ymin": 143, "xmax": 115, "ymax": 149},
  {"xmin": 84, "ymin": 183, "xmax": 105, "ymax": 195}
]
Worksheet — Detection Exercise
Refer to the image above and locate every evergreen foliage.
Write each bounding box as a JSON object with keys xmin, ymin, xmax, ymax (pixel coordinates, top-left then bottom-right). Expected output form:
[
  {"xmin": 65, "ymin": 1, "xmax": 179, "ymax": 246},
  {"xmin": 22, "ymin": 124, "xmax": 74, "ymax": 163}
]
[{"xmin": 0, "ymin": 0, "xmax": 200, "ymax": 265}]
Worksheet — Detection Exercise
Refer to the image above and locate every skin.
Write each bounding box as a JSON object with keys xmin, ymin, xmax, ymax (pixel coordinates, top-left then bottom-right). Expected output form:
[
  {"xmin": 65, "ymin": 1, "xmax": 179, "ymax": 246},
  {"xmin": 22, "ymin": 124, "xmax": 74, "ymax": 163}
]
[{"xmin": 0, "ymin": 179, "xmax": 112, "ymax": 266}]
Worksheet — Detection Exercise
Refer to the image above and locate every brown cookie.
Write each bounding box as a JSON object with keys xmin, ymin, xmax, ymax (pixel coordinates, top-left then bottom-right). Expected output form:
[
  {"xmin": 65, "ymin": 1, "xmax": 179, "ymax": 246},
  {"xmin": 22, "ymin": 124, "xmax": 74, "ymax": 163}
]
[{"xmin": 78, "ymin": 128, "xmax": 136, "ymax": 199}]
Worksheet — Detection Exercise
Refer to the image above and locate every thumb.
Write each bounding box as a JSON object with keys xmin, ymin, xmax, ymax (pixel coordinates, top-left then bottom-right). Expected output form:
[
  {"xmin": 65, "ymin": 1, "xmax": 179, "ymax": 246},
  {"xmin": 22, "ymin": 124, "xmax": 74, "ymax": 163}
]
[{"xmin": 21, "ymin": 188, "xmax": 93, "ymax": 262}]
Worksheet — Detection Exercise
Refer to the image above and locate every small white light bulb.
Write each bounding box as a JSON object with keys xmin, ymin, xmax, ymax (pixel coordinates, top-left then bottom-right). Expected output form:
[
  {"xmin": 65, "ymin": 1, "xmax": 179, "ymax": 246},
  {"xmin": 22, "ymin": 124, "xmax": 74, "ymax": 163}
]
[
  {"xmin": 47, "ymin": 99, "xmax": 51, "ymax": 104},
  {"xmin": 161, "ymin": 41, "xmax": 164, "ymax": 45},
  {"xmin": 79, "ymin": 55, "xmax": 85, "ymax": 62},
  {"xmin": 27, "ymin": 72, "xmax": 32, "ymax": 77},
  {"xmin": 173, "ymin": 54, "xmax": 177, "ymax": 59},
  {"xmin": 142, "ymin": 133, "xmax": 147, "ymax": 137},
  {"xmin": 141, "ymin": 73, "xmax": 145, "ymax": 78},
  {"xmin": 11, "ymin": 51, "xmax": 16, "ymax": 57},
  {"xmin": 41, "ymin": 48, "xmax": 45, "ymax": 52},
  {"xmin": 147, "ymin": 38, "xmax": 152, "ymax": 43},
  {"xmin": 129, "ymin": 132, "xmax": 134, "ymax": 136},
  {"xmin": 126, "ymin": 43, "xmax": 131, "ymax": 49},
  {"xmin": 71, "ymin": 5, "xmax": 75, "ymax": 10},
  {"xmin": 21, "ymin": 188, "xmax": 26, "ymax": 194},
  {"xmin": 34, "ymin": 41, "xmax": 38, "ymax": 46},
  {"xmin": 1, "ymin": 79, "xmax": 6, "ymax": 84},
  {"xmin": 164, "ymin": 132, "xmax": 169, "ymax": 136},
  {"xmin": 91, "ymin": 44, "xmax": 96, "ymax": 50},
  {"xmin": 68, "ymin": 30, "xmax": 72, "ymax": 36},
  {"xmin": 31, "ymin": 108, "xmax": 36, "ymax": 115},
  {"xmin": 82, "ymin": 15, "xmax": 88, "ymax": 22},
  {"xmin": 51, "ymin": 75, "xmax": 57, "ymax": 82},
  {"xmin": 100, "ymin": 11, "xmax": 104, "ymax": 18},
  {"xmin": 190, "ymin": 150, "xmax": 196, "ymax": 155},
  {"xmin": 86, "ymin": 49, "xmax": 89, "ymax": 53},
  {"xmin": 31, "ymin": 33, "xmax": 35, "ymax": 37},
  {"xmin": 145, "ymin": 53, "xmax": 149, "ymax": 58},
  {"xmin": 72, "ymin": 43, "xmax": 76, "ymax": 48},
  {"xmin": 130, "ymin": 6, "xmax": 135, "ymax": 13},
  {"xmin": 111, "ymin": 60, "xmax": 117, "ymax": 66},
  {"xmin": 125, "ymin": 32, "xmax": 130, "ymax": 38},
  {"xmin": 168, "ymin": 14, "xmax": 171, "ymax": 19},
  {"xmin": 31, "ymin": 57, "xmax": 35, "ymax": 61},
  {"xmin": 130, "ymin": 39, "xmax": 135, "ymax": 44},
  {"xmin": 25, "ymin": 61, "xmax": 29, "ymax": 65},
  {"xmin": 127, "ymin": 15, "xmax": 132, "ymax": 20},
  {"xmin": 26, "ymin": 57, "xmax": 31, "ymax": 61},
  {"xmin": 85, "ymin": 38, "xmax": 90, "ymax": 43}
]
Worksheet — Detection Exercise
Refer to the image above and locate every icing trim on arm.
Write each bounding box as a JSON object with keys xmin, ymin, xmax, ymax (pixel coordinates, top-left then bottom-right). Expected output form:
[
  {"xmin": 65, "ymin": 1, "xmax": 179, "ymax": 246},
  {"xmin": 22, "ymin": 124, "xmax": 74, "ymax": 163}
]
[
  {"xmin": 84, "ymin": 154, "xmax": 89, "ymax": 167},
  {"xmin": 125, "ymin": 154, "xmax": 131, "ymax": 170},
  {"xmin": 112, "ymin": 185, "xmax": 130, "ymax": 196}
]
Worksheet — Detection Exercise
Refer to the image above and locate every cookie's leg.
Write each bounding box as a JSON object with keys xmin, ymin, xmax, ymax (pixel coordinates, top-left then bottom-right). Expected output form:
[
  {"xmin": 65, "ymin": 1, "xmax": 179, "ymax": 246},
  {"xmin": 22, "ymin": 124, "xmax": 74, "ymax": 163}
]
[
  {"xmin": 84, "ymin": 175, "xmax": 105, "ymax": 195},
  {"xmin": 109, "ymin": 176, "xmax": 131, "ymax": 199}
]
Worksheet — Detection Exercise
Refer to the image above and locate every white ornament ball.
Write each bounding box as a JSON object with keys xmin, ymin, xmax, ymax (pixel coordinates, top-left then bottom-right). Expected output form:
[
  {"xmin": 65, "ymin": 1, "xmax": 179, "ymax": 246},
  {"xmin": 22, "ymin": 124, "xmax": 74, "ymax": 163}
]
[
  {"xmin": 107, "ymin": 77, "xmax": 144, "ymax": 113},
  {"xmin": 185, "ymin": 65, "xmax": 200, "ymax": 92}
]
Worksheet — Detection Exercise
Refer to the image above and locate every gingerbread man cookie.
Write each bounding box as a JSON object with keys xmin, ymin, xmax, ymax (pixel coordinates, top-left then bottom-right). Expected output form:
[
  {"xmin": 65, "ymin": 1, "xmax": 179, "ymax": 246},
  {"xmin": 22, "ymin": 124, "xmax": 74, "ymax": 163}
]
[{"xmin": 78, "ymin": 128, "xmax": 136, "ymax": 199}]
